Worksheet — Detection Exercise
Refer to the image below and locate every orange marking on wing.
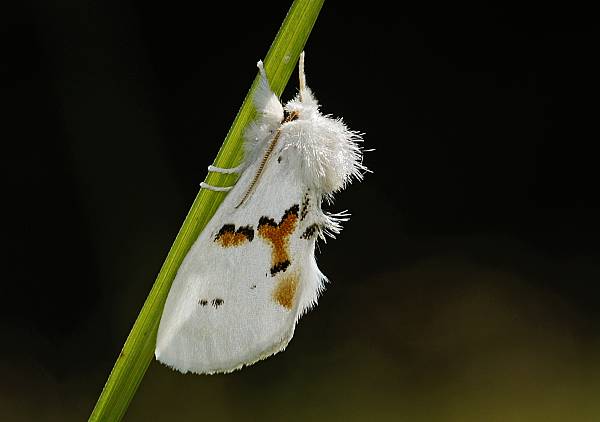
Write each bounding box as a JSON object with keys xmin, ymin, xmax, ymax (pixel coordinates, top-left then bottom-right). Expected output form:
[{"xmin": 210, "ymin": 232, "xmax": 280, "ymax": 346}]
[
  {"xmin": 217, "ymin": 232, "xmax": 248, "ymax": 247},
  {"xmin": 214, "ymin": 225, "xmax": 254, "ymax": 247},
  {"xmin": 273, "ymin": 273, "xmax": 299, "ymax": 310},
  {"xmin": 258, "ymin": 205, "xmax": 299, "ymax": 275}
]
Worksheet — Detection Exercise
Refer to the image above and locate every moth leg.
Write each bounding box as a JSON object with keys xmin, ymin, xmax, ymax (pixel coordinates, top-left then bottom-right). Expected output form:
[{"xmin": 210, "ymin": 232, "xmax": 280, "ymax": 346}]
[
  {"xmin": 200, "ymin": 182, "xmax": 233, "ymax": 192},
  {"xmin": 208, "ymin": 164, "xmax": 242, "ymax": 174},
  {"xmin": 201, "ymin": 164, "xmax": 240, "ymax": 191}
]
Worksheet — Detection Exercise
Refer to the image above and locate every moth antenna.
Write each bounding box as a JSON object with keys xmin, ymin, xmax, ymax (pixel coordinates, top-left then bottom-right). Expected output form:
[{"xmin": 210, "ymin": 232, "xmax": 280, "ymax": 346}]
[{"xmin": 298, "ymin": 51, "xmax": 306, "ymax": 102}]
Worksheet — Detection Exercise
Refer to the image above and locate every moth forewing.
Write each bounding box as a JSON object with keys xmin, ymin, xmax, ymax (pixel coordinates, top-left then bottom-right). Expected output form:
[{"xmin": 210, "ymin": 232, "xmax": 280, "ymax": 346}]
[{"xmin": 155, "ymin": 52, "xmax": 365, "ymax": 374}]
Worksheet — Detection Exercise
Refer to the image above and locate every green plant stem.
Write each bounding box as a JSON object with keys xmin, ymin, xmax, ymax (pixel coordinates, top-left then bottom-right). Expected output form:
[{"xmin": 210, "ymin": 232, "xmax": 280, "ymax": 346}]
[{"xmin": 88, "ymin": 1, "xmax": 324, "ymax": 420}]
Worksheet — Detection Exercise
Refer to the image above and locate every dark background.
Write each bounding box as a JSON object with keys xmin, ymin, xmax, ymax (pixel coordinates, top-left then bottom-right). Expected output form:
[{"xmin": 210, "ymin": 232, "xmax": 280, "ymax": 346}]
[{"xmin": 3, "ymin": 2, "xmax": 599, "ymax": 421}]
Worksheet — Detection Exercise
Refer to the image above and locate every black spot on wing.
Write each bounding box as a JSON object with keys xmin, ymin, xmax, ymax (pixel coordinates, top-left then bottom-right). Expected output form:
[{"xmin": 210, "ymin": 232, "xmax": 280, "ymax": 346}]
[
  {"xmin": 301, "ymin": 224, "xmax": 320, "ymax": 240},
  {"xmin": 270, "ymin": 259, "xmax": 290, "ymax": 276},
  {"xmin": 300, "ymin": 192, "xmax": 310, "ymax": 221},
  {"xmin": 215, "ymin": 224, "xmax": 235, "ymax": 239},
  {"xmin": 283, "ymin": 204, "xmax": 300, "ymax": 220},
  {"xmin": 214, "ymin": 224, "xmax": 254, "ymax": 242},
  {"xmin": 237, "ymin": 225, "xmax": 254, "ymax": 241},
  {"xmin": 258, "ymin": 216, "xmax": 277, "ymax": 228},
  {"xmin": 258, "ymin": 205, "xmax": 300, "ymax": 229}
]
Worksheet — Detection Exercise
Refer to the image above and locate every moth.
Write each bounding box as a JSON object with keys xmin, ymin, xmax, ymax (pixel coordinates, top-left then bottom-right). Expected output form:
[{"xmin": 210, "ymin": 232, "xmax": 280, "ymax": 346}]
[{"xmin": 155, "ymin": 53, "xmax": 366, "ymax": 374}]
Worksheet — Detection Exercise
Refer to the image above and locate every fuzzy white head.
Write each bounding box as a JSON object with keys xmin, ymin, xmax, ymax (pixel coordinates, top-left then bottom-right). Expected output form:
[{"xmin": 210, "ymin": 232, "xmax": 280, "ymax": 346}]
[
  {"xmin": 155, "ymin": 52, "xmax": 367, "ymax": 374},
  {"xmin": 247, "ymin": 53, "xmax": 365, "ymax": 200}
]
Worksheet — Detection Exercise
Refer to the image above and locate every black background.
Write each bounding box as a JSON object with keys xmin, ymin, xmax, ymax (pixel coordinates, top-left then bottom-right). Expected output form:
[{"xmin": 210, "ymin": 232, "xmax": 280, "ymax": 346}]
[{"xmin": 3, "ymin": 2, "xmax": 599, "ymax": 420}]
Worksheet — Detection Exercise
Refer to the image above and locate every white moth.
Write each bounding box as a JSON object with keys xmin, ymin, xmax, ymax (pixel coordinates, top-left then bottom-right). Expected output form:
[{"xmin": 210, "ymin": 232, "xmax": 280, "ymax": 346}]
[{"xmin": 155, "ymin": 53, "xmax": 366, "ymax": 374}]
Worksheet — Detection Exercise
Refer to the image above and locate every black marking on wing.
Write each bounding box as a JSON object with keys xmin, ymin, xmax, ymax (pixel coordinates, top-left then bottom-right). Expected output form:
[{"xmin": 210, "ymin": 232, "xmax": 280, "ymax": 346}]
[
  {"xmin": 214, "ymin": 224, "xmax": 254, "ymax": 246},
  {"xmin": 300, "ymin": 224, "xmax": 320, "ymax": 240},
  {"xmin": 258, "ymin": 216, "xmax": 277, "ymax": 227},
  {"xmin": 300, "ymin": 192, "xmax": 310, "ymax": 221},
  {"xmin": 270, "ymin": 260, "xmax": 290, "ymax": 276}
]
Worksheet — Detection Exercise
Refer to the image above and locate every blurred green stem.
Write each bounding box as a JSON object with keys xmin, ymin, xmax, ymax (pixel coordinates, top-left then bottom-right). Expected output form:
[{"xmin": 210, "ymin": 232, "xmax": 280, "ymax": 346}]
[{"xmin": 88, "ymin": 1, "xmax": 324, "ymax": 420}]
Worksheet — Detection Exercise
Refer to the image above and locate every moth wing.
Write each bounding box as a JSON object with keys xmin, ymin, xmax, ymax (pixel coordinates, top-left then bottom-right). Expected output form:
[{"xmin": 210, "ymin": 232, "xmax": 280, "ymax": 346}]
[{"xmin": 155, "ymin": 163, "xmax": 323, "ymax": 374}]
